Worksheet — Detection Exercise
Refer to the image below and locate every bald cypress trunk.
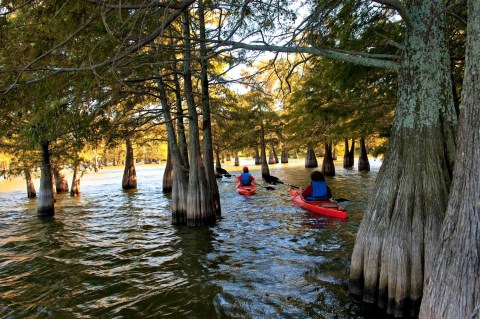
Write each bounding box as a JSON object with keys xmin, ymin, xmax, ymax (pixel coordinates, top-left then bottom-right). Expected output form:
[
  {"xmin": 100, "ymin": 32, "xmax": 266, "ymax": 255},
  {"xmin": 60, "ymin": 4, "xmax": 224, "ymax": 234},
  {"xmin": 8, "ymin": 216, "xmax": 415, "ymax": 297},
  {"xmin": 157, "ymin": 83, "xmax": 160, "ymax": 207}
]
[
  {"xmin": 317, "ymin": 148, "xmax": 324, "ymax": 157},
  {"xmin": 419, "ymin": 2, "xmax": 480, "ymax": 316},
  {"xmin": 174, "ymin": 62, "xmax": 189, "ymax": 170},
  {"xmin": 183, "ymin": 10, "xmax": 215, "ymax": 226},
  {"xmin": 25, "ymin": 169, "xmax": 36, "ymax": 198},
  {"xmin": 343, "ymin": 138, "xmax": 355, "ymax": 168},
  {"xmin": 122, "ymin": 138, "xmax": 137, "ymax": 190},
  {"xmin": 321, "ymin": 142, "xmax": 335, "ymax": 176},
  {"xmin": 234, "ymin": 151, "xmax": 239, "ymax": 166},
  {"xmin": 260, "ymin": 122, "xmax": 270, "ymax": 177},
  {"xmin": 254, "ymin": 147, "xmax": 261, "ymax": 165},
  {"xmin": 70, "ymin": 159, "xmax": 81, "ymax": 197},
  {"xmin": 305, "ymin": 147, "xmax": 318, "ymax": 168},
  {"xmin": 163, "ymin": 147, "xmax": 173, "ymax": 193},
  {"xmin": 199, "ymin": 0, "xmax": 221, "ymax": 218},
  {"xmin": 37, "ymin": 141, "xmax": 55, "ymax": 216},
  {"xmin": 268, "ymin": 148, "xmax": 275, "ymax": 164},
  {"xmin": 272, "ymin": 144, "xmax": 279, "ymax": 163},
  {"xmin": 54, "ymin": 165, "xmax": 69, "ymax": 193},
  {"xmin": 215, "ymin": 149, "xmax": 222, "ymax": 173},
  {"xmin": 157, "ymin": 76, "xmax": 188, "ymax": 224},
  {"xmin": 281, "ymin": 143, "xmax": 288, "ymax": 163},
  {"xmin": 358, "ymin": 138, "xmax": 370, "ymax": 172},
  {"xmin": 349, "ymin": 1, "xmax": 457, "ymax": 317}
]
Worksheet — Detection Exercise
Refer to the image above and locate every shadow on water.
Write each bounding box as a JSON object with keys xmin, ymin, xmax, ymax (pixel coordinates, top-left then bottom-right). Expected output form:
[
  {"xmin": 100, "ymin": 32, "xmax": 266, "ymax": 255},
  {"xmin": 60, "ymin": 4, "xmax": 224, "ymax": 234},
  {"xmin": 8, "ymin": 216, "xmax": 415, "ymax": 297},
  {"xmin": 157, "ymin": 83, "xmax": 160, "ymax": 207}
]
[{"xmin": 0, "ymin": 161, "xmax": 384, "ymax": 318}]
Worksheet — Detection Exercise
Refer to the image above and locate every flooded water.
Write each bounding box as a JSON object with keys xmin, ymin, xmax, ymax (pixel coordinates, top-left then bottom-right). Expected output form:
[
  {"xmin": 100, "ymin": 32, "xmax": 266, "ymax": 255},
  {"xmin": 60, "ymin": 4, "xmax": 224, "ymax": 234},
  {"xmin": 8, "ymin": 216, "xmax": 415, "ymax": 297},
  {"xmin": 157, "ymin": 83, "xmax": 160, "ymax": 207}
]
[{"xmin": 0, "ymin": 157, "xmax": 382, "ymax": 318}]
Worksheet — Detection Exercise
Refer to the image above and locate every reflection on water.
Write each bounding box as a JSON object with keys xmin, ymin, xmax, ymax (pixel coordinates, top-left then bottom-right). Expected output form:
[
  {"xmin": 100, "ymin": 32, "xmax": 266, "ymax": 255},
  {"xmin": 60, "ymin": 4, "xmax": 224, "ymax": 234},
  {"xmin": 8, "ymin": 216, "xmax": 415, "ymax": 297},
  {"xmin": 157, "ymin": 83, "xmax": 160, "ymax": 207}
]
[{"xmin": 0, "ymin": 158, "xmax": 381, "ymax": 318}]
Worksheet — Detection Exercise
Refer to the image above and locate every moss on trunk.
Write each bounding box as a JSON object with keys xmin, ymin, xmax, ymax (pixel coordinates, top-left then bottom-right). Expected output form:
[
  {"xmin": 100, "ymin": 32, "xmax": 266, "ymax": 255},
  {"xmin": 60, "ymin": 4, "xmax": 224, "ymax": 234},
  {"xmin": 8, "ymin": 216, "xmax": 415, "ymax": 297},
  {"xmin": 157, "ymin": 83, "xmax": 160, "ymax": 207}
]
[
  {"xmin": 349, "ymin": 1, "xmax": 457, "ymax": 316},
  {"xmin": 419, "ymin": 1, "xmax": 480, "ymax": 316}
]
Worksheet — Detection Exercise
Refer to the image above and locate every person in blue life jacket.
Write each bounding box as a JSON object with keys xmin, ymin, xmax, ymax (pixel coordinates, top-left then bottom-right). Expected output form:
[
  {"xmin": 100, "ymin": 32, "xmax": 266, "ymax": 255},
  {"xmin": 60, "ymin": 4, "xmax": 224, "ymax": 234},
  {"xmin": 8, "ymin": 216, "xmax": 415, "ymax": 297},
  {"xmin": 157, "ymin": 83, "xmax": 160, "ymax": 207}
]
[
  {"xmin": 237, "ymin": 166, "xmax": 255, "ymax": 186},
  {"xmin": 302, "ymin": 170, "xmax": 332, "ymax": 201}
]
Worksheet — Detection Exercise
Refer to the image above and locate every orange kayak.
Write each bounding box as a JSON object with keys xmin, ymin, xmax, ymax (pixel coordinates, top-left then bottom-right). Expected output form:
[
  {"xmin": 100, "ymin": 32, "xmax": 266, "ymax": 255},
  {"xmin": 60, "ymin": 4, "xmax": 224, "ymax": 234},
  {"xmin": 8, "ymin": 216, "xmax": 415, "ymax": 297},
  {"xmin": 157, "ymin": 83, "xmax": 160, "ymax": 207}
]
[
  {"xmin": 290, "ymin": 188, "xmax": 347, "ymax": 219},
  {"xmin": 236, "ymin": 181, "xmax": 257, "ymax": 196}
]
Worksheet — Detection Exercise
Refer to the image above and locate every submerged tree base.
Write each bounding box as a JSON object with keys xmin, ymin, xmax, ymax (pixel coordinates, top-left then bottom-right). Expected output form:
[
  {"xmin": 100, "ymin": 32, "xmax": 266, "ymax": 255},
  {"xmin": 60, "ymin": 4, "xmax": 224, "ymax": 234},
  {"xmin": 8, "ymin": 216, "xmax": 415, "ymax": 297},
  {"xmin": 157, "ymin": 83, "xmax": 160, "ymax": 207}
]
[{"xmin": 37, "ymin": 207, "xmax": 54, "ymax": 217}]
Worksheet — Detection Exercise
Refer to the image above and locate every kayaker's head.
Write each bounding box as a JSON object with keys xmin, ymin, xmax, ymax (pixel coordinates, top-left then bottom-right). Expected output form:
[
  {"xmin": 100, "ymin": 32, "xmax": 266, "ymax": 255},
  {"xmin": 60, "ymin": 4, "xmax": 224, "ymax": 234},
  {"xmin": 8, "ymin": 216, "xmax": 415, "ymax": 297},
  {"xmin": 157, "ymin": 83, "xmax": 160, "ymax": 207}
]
[
  {"xmin": 243, "ymin": 166, "xmax": 249, "ymax": 173},
  {"xmin": 311, "ymin": 170, "xmax": 325, "ymax": 181}
]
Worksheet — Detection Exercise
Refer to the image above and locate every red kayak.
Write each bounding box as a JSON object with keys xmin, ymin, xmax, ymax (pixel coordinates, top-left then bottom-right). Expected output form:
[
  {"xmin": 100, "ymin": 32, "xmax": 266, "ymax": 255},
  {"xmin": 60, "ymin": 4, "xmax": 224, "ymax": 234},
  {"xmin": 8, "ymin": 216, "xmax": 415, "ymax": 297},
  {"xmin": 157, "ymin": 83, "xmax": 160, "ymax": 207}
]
[
  {"xmin": 236, "ymin": 181, "xmax": 257, "ymax": 196},
  {"xmin": 290, "ymin": 188, "xmax": 348, "ymax": 219}
]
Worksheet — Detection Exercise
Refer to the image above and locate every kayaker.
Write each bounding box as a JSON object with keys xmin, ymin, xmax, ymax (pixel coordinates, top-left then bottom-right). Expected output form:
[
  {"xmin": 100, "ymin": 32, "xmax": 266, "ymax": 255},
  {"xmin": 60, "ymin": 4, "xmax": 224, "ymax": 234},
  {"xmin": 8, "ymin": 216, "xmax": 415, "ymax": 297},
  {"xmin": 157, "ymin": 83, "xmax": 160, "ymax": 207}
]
[
  {"xmin": 237, "ymin": 166, "xmax": 255, "ymax": 186},
  {"xmin": 302, "ymin": 170, "xmax": 332, "ymax": 200}
]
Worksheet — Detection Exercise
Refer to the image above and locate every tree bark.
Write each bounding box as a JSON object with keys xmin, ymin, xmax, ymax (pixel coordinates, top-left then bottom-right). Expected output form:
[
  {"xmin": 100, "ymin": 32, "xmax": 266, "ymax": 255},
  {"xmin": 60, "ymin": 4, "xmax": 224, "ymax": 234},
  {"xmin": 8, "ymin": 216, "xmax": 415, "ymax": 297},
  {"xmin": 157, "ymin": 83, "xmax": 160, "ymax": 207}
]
[
  {"xmin": 260, "ymin": 121, "xmax": 270, "ymax": 177},
  {"xmin": 349, "ymin": 138, "xmax": 355, "ymax": 167},
  {"xmin": 305, "ymin": 147, "xmax": 318, "ymax": 168},
  {"xmin": 317, "ymin": 147, "xmax": 324, "ymax": 157},
  {"xmin": 214, "ymin": 148, "xmax": 222, "ymax": 172},
  {"xmin": 163, "ymin": 146, "xmax": 173, "ymax": 193},
  {"xmin": 343, "ymin": 138, "xmax": 354, "ymax": 168},
  {"xmin": 234, "ymin": 150, "xmax": 239, "ymax": 166},
  {"xmin": 70, "ymin": 159, "xmax": 81, "ymax": 197},
  {"xmin": 268, "ymin": 148, "xmax": 275, "ymax": 164},
  {"xmin": 199, "ymin": 0, "xmax": 221, "ymax": 218},
  {"xmin": 321, "ymin": 142, "xmax": 335, "ymax": 176},
  {"xmin": 358, "ymin": 138, "xmax": 370, "ymax": 172},
  {"xmin": 272, "ymin": 144, "xmax": 279, "ymax": 163},
  {"xmin": 419, "ymin": 1, "xmax": 480, "ymax": 316},
  {"xmin": 122, "ymin": 137, "xmax": 137, "ymax": 190},
  {"xmin": 349, "ymin": 1, "xmax": 457, "ymax": 317},
  {"xmin": 254, "ymin": 147, "xmax": 261, "ymax": 165},
  {"xmin": 174, "ymin": 59, "xmax": 189, "ymax": 170},
  {"xmin": 281, "ymin": 143, "xmax": 288, "ymax": 163},
  {"xmin": 183, "ymin": 10, "xmax": 216, "ymax": 226},
  {"xmin": 37, "ymin": 141, "xmax": 55, "ymax": 216},
  {"xmin": 25, "ymin": 169, "xmax": 36, "ymax": 198},
  {"xmin": 54, "ymin": 165, "xmax": 69, "ymax": 193},
  {"xmin": 157, "ymin": 76, "xmax": 188, "ymax": 224}
]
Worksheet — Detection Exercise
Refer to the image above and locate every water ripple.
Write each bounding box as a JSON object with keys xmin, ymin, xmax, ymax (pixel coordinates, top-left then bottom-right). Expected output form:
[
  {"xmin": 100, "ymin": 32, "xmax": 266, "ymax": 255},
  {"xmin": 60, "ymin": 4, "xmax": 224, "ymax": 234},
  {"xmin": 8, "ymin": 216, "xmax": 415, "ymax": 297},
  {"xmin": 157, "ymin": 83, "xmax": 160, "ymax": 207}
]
[{"xmin": 0, "ymin": 162, "xmax": 379, "ymax": 318}]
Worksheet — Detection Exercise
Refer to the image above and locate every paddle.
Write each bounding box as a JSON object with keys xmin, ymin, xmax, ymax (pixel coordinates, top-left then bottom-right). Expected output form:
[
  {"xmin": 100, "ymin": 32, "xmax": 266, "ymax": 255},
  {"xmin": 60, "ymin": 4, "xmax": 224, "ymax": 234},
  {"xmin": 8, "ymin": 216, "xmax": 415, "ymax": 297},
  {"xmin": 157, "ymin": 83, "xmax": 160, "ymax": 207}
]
[
  {"xmin": 255, "ymin": 183, "xmax": 276, "ymax": 190},
  {"xmin": 285, "ymin": 182, "xmax": 349, "ymax": 202},
  {"xmin": 223, "ymin": 173, "xmax": 275, "ymax": 190},
  {"xmin": 263, "ymin": 175, "xmax": 284, "ymax": 185},
  {"xmin": 284, "ymin": 183, "xmax": 300, "ymax": 189}
]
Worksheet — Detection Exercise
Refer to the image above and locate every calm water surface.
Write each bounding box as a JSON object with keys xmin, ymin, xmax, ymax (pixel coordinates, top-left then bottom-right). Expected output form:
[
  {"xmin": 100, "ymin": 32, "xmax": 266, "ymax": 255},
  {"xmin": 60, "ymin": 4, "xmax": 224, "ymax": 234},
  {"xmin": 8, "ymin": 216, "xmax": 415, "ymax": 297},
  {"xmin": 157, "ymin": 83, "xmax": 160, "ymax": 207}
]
[{"xmin": 0, "ymin": 158, "xmax": 382, "ymax": 318}]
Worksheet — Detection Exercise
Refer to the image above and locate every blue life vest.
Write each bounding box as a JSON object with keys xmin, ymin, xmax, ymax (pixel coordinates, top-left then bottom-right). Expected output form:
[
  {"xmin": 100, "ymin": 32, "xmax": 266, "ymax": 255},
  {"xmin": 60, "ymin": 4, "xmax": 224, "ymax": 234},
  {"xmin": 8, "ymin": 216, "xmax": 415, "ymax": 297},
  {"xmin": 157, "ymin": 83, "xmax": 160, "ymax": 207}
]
[
  {"xmin": 240, "ymin": 172, "xmax": 252, "ymax": 185},
  {"xmin": 305, "ymin": 180, "xmax": 328, "ymax": 200}
]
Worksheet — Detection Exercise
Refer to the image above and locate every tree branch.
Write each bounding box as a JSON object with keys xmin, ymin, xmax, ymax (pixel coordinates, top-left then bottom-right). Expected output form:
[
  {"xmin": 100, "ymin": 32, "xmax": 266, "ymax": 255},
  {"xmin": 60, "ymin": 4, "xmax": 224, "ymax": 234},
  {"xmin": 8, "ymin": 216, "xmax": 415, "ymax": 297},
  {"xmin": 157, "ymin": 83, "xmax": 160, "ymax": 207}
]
[
  {"xmin": 84, "ymin": 0, "xmax": 190, "ymax": 10},
  {"xmin": 372, "ymin": 0, "xmax": 411, "ymax": 27},
  {"xmin": 210, "ymin": 40, "xmax": 399, "ymax": 70}
]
